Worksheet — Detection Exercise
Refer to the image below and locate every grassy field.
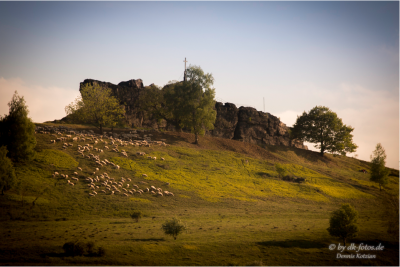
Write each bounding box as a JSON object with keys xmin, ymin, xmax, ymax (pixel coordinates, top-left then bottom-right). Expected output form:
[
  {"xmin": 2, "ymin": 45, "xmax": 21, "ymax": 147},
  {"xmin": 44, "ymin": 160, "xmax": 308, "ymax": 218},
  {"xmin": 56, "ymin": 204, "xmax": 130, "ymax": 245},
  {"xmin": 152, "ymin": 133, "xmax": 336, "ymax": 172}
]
[{"xmin": 0, "ymin": 124, "xmax": 398, "ymax": 266}]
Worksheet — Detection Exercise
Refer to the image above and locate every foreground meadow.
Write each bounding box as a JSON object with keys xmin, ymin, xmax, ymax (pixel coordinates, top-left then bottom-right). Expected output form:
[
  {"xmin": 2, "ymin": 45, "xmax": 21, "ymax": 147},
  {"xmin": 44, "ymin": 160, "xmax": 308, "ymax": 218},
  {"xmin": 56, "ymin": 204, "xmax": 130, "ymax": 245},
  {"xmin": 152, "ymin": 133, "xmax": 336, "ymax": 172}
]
[{"xmin": 0, "ymin": 124, "xmax": 398, "ymax": 266}]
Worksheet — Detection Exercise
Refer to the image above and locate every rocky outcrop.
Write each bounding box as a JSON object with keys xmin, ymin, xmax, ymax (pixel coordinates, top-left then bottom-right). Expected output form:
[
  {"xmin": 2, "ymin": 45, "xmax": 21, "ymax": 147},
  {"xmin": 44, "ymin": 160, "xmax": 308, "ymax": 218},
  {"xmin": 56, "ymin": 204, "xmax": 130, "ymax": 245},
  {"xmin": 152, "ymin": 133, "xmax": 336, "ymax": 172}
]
[
  {"xmin": 79, "ymin": 79, "xmax": 162, "ymax": 129},
  {"xmin": 210, "ymin": 103, "xmax": 306, "ymax": 149},
  {"xmin": 72, "ymin": 79, "xmax": 306, "ymax": 150}
]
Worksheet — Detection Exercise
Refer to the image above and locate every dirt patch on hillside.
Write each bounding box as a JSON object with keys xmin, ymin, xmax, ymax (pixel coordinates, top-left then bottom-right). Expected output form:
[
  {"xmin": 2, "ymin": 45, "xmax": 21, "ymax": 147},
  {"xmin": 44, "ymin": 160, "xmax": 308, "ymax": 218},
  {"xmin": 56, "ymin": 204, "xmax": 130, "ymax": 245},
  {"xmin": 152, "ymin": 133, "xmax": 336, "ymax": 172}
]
[{"xmin": 155, "ymin": 131, "xmax": 281, "ymax": 162}]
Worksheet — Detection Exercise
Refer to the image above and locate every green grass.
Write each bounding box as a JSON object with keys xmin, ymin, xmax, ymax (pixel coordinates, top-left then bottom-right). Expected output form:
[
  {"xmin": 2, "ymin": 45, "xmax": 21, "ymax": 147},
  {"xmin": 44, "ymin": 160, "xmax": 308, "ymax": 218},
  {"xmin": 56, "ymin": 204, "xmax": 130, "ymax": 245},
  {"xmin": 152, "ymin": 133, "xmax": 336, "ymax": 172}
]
[
  {"xmin": 34, "ymin": 149, "xmax": 79, "ymax": 169},
  {"xmin": 0, "ymin": 125, "xmax": 398, "ymax": 266}
]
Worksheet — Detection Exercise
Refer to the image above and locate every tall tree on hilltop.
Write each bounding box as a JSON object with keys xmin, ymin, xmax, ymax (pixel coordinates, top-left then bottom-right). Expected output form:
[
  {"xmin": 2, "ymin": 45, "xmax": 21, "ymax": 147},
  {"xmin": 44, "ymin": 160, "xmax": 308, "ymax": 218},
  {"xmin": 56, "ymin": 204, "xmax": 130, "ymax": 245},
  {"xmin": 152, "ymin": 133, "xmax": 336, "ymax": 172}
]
[
  {"xmin": 291, "ymin": 106, "xmax": 357, "ymax": 156},
  {"xmin": 180, "ymin": 65, "xmax": 217, "ymax": 144},
  {"xmin": 369, "ymin": 143, "xmax": 390, "ymax": 191},
  {"xmin": 0, "ymin": 91, "xmax": 36, "ymax": 162},
  {"xmin": 65, "ymin": 83, "xmax": 126, "ymax": 134}
]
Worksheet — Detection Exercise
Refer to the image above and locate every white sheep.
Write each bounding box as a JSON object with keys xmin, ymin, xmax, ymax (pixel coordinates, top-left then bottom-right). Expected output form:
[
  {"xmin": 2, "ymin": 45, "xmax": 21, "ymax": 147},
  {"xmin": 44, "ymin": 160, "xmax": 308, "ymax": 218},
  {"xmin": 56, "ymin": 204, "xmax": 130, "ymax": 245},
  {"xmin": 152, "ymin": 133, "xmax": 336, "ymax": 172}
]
[{"xmin": 142, "ymin": 174, "xmax": 148, "ymax": 177}]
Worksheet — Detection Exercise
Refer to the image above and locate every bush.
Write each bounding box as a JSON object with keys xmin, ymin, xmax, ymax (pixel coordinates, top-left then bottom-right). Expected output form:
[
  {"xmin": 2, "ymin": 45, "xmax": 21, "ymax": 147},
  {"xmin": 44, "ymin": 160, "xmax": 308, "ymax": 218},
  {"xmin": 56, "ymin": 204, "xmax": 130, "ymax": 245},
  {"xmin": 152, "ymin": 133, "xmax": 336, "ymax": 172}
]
[
  {"xmin": 275, "ymin": 163, "xmax": 287, "ymax": 178},
  {"xmin": 62, "ymin": 241, "xmax": 106, "ymax": 257},
  {"xmin": 130, "ymin": 211, "xmax": 143, "ymax": 222},
  {"xmin": 62, "ymin": 241, "xmax": 75, "ymax": 256},
  {"xmin": 96, "ymin": 246, "xmax": 106, "ymax": 257},
  {"xmin": 161, "ymin": 217, "xmax": 186, "ymax": 240},
  {"xmin": 73, "ymin": 241, "xmax": 86, "ymax": 256}
]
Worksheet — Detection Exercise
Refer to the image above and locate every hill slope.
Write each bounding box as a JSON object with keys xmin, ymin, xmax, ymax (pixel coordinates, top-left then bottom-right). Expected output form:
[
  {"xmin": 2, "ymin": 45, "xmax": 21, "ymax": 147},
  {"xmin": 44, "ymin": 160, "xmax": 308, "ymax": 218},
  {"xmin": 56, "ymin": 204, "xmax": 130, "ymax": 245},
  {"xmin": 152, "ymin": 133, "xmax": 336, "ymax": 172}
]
[{"xmin": 0, "ymin": 123, "xmax": 398, "ymax": 266}]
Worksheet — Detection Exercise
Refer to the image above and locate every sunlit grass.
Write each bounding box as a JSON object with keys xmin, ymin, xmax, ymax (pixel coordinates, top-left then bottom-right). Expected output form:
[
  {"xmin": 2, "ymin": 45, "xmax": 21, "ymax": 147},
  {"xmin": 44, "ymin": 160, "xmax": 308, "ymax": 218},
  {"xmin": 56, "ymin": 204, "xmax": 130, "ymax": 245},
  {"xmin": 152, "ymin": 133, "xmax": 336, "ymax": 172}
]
[{"xmin": 34, "ymin": 149, "xmax": 79, "ymax": 169}]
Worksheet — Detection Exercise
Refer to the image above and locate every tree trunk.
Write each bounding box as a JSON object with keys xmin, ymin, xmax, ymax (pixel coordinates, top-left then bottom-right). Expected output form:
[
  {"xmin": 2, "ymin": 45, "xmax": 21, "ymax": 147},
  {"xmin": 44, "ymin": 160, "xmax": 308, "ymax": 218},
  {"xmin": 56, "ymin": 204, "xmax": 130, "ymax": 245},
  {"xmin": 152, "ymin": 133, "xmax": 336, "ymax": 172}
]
[
  {"xmin": 379, "ymin": 184, "xmax": 382, "ymax": 191},
  {"xmin": 195, "ymin": 133, "xmax": 199, "ymax": 145},
  {"xmin": 343, "ymin": 238, "xmax": 346, "ymax": 246},
  {"xmin": 99, "ymin": 124, "xmax": 103, "ymax": 135}
]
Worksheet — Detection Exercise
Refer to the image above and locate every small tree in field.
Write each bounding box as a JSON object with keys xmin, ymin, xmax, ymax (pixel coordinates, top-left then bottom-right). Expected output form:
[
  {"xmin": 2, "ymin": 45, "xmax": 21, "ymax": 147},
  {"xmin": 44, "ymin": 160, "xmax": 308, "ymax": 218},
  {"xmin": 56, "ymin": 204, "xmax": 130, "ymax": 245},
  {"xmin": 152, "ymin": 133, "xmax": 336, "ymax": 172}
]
[
  {"xmin": 161, "ymin": 217, "xmax": 186, "ymax": 240},
  {"xmin": 327, "ymin": 203, "xmax": 359, "ymax": 246},
  {"xmin": 130, "ymin": 211, "xmax": 142, "ymax": 223},
  {"xmin": 0, "ymin": 146, "xmax": 16, "ymax": 195},
  {"xmin": 369, "ymin": 143, "xmax": 390, "ymax": 191}
]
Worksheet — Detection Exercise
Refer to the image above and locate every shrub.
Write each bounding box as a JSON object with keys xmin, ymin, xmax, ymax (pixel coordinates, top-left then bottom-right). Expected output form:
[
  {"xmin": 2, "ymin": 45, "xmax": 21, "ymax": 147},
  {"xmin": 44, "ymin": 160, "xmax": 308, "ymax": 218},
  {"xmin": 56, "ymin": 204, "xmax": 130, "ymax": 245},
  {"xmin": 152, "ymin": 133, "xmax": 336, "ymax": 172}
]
[
  {"xmin": 62, "ymin": 241, "xmax": 105, "ymax": 257},
  {"xmin": 96, "ymin": 246, "xmax": 106, "ymax": 257},
  {"xmin": 161, "ymin": 217, "xmax": 186, "ymax": 240},
  {"xmin": 62, "ymin": 241, "xmax": 75, "ymax": 256},
  {"xmin": 275, "ymin": 163, "xmax": 287, "ymax": 178},
  {"xmin": 73, "ymin": 241, "xmax": 86, "ymax": 256},
  {"xmin": 86, "ymin": 241, "xmax": 95, "ymax": 255},
  {"xmin": 130, "ymin": 211, "xmax": 143, "ymax": 222}
]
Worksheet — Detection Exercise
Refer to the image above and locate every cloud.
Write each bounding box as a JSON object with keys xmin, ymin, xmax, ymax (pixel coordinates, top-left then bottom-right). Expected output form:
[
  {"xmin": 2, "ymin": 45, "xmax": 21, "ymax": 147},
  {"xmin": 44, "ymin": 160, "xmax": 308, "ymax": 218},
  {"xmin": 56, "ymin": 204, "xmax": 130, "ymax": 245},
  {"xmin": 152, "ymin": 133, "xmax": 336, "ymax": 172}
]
[
  {"xmin": 0, "ymin": 77, "xmax": 80, "ymax": 123},
  {"xmin": 277, "ymin": 83, "xmax": 399, "ymax": 169}
]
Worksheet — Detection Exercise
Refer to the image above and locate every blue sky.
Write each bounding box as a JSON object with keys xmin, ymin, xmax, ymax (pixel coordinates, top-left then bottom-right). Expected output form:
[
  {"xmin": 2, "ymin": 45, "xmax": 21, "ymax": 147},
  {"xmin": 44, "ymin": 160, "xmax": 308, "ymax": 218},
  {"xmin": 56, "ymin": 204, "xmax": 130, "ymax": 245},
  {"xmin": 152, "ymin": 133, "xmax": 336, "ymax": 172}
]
[{"xmin": 0, "ymin": 1, "xmax": 398, "ymax": 169}]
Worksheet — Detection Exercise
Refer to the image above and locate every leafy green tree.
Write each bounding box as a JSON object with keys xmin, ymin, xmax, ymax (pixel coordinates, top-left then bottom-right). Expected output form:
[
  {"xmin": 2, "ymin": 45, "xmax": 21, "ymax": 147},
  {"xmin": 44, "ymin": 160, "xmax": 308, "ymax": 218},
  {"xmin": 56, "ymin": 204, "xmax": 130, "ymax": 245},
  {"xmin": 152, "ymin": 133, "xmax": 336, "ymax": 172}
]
[
  {"xmin": 327, "ymin": 203, "xmax": 359, "ymax": 246},
  {"xmin": 274, "ymin": 163, "xmax": 287, "ymax": 178},
  {"xmin": 175, "ymin": 80, "xmax": 217, "ymax": 144},
  {"xmin": 141, "ymin": 65, "xmax": 217, "ymax": 143},
  {"xmin": 161, "ymin": 217, "xmax": 186, "ymax": 240},
  {"xmin": 0, "ymin": 146, "xmax": 16, "ymax": 195},
  {"xmin": 179, "ymin": 65, "xmax": 216, "ymax": 144},
  {"xmin": 291, "ymin": 106, "xmax": 357, "ymax": 156},
  {"xmin": 0, "ymin": 91, "xmax": 36, "ymax": 161},
  {"xmin": 369, "ymin": 143, "xmax": 390, "ymax": 191},
  {"xmin": 140, "ymin": 84, "xmax": 184, "ymax": 131},
  {"xmin": 65, "ymin": 83, "xmax": 125, "ymax": 134}
]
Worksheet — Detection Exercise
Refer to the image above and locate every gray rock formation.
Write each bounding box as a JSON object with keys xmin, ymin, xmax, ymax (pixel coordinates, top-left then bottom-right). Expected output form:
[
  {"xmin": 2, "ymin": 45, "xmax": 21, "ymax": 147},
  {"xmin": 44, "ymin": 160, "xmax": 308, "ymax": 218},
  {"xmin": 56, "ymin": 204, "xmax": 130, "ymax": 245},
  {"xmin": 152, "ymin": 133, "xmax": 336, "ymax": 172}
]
[{"xmin": 62, "ymin": 79, "xmax": 307, "ymax": 150}]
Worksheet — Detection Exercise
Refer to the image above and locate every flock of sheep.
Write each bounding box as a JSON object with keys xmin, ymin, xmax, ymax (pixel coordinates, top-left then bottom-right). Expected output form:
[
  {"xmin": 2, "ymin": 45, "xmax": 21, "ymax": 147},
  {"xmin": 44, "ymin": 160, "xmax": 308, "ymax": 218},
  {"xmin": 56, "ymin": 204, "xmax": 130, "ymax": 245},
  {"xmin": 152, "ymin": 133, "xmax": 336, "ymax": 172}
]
[{"xmin": 37, "ymin": 126, "xmax": 175, "ymax": 199}]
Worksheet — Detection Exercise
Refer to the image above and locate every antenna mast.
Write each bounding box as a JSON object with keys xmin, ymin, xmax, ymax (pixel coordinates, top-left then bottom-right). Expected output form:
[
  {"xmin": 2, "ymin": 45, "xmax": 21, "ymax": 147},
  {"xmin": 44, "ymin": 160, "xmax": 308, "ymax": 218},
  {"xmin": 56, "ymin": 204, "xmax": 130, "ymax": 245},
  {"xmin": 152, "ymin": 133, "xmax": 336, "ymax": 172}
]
[{"xmin": 183, "ymin": 57, "xmax": 188, "ymax": 82}]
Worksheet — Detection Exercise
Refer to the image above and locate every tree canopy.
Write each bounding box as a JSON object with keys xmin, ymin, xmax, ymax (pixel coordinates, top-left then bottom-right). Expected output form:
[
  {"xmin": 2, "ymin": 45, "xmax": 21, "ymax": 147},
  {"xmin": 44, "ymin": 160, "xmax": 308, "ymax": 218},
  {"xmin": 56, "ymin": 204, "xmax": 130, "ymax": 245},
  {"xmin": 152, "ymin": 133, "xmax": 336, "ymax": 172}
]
[
  {"xmin": 140, "ymin": 65, "xmax": 217, "ymax": 144},
  {"xmin": 291, "ymin": 106, "xmax": 357, "ymax": 156},
  {"xmin": 369, "ymin": 143, "xmax": 390, "ymax": 191},
  {"xmin": 327, "ymin": 203, "xmax": 359, "ymax": 246},
  {"xmin": 0, "ymin": 91, "xmax": 37, "ymax": 162},
  {"xmin": 161, "ymin": 217, "xmax": 186, "ymax": 240},
  {"xmin": 65, "ymin": 83, "xmax": 126, "ymax": 134}
]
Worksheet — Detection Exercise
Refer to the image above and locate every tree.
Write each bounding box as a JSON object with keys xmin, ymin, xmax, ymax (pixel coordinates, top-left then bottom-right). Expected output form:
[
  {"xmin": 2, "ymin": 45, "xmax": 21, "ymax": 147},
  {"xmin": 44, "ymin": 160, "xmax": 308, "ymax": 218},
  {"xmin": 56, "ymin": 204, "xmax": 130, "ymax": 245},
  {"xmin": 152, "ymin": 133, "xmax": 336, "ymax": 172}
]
[
  {"xmin": 327, "ymin": 203, "xmax": 359, "ymax": 246},
  {"xmin": 0, "ymin": 91, "xmax": 37, "ymax": 161},
  {"xmin": 65, "ymin": 83, "xmax": 125, "ymax": 134},
  {"xmin": 291, "ymin": 106, "xmax": 357, "ymax": 156},
  {"xmin": 140, "ymin": 65, "xmax": 217, "ymax": 144},
  {"xmin": 140, "ymin": 83, "xmax": 185, "ymax": 131},
  {"xmin": 175, "ymin": 80, "xmax": 217, "ymax": 144},
  {"xmin": 0, "ymin": 146, "xmax": 16, "ymax": 195},
  {"xmin": 179, "ymin": 65, "xmax": 217, "ymax": 144},
  {"xmin": 369, "ymin": 143, "xmax": 390, "ymax": 191},
  {"xmin": 161, "ymin": 217, "xmax": 186, "ymax": 240}
]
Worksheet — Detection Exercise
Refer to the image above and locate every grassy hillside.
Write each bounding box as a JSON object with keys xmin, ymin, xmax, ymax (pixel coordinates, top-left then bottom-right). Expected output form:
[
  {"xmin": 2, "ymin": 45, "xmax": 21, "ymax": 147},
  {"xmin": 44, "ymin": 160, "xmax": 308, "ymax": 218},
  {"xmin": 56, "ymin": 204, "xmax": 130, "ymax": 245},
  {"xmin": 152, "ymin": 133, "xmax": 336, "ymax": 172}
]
[{"xmin": 0, "ymin": 123, "xmax": 398, "ymax": 266}]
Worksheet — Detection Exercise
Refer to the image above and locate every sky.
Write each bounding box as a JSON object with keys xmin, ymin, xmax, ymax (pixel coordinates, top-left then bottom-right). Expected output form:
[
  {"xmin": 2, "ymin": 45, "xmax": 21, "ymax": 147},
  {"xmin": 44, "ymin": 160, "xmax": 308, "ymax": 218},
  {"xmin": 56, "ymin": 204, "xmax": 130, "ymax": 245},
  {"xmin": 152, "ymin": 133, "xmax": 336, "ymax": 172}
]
[{"xmin": 0, "ymin": 1, "xmax": 398, "ymax": 169}]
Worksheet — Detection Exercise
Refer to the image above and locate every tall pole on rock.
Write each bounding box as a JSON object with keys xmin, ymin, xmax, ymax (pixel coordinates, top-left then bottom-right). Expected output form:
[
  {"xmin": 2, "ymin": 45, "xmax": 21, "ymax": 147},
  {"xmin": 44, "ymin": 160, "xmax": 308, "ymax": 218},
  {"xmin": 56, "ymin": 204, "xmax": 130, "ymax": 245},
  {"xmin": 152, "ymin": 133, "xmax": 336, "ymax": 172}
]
[{"xmin": 183, "ymin": 57, "xmax": 188, "ymax": 82}]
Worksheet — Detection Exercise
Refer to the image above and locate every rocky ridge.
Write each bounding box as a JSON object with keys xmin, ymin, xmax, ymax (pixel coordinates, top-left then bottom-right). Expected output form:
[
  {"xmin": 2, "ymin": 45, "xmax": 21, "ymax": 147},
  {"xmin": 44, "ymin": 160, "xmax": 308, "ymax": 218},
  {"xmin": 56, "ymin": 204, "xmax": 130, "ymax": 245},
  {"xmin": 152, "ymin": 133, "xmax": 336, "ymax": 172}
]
[{"xmin": 61, "ymin": 79, "xmax": 306, "ymax": 150}]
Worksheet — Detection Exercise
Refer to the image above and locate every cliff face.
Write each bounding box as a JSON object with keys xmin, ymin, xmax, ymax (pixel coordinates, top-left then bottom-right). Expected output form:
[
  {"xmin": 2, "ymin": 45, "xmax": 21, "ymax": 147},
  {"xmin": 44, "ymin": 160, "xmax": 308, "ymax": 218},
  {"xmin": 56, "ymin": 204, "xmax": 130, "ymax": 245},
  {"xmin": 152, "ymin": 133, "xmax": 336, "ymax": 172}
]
[
  {"xmin": 210, "ymin": 102, "xmax": 306, "ymax": 149},
  {"xmin": 78, "ymin": 79, "xmax": 307, "ymax": 149}
]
